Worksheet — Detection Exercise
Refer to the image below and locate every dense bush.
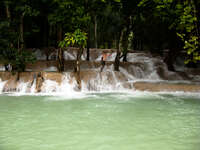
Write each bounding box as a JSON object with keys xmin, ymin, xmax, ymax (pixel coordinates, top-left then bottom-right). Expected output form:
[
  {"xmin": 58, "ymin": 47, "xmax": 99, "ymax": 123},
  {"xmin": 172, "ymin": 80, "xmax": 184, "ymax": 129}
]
[{"xmin": 0, "ymin": 48, "xmax": 36, "ymax": 72}]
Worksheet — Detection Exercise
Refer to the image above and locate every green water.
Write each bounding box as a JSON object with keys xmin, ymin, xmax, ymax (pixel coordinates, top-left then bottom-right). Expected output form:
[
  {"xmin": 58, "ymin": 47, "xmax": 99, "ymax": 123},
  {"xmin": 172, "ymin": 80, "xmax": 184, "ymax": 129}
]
[{"xmin": 0, "ymin": 93, "xmax": 200, "ymax": 150}]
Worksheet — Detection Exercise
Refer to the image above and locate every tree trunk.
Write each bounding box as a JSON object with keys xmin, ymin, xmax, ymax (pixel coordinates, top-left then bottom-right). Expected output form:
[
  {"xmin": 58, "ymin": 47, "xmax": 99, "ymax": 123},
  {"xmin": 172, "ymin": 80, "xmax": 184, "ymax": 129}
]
[
  {"xmin": 94, "ymin": 15, "xmax": 98, "ymax": 49},
  {"xmin": 164, "ymin": 49, "xmax": 175, "ymax": 71},
  {"xmin": 75, "ymin": 48, "xmax": 83, "ymax": 72},
  {"xmin": 122, "ymin": 31, "xmax": 128, "ymax": 62},
  {"xmin": 57, "ymin": 25, "xmax": 64, "ymax": 71},
  {"xmin": 4, "ymin": 65, "xmax": 9, "ymax": 71},
  {"xmin": 57, "ymin": 25, "xmax": 62, "ymax": 42},
  {"xmin": 46, "ymin": 54, "xmax": 49, "ymax": 61},
  {"xmin": 19, "ymin": 15, "xmax": 24, "ymax": 50},
  {"xmin": 75, "ymin": 48, "xmax": 83, "ymax": 90},
  {"xmin": 57, "ymin": 48, "xmax": 64, "ymax": 72},
  {"xmin": 43, "ymin": 17, "xmax": 49, "ymax": 47},
  {"xmin": 114, "ymin": 30, "xmax": 123, "ymax": 71},
  {"xmin": 5, "ymin": 3, "xmax": 11, "ymax": 19},
  {"xmin": 122, "ymin": 16, "xmax": 131, "ymax": 62},
  {"xmin": 122, "ymin": 53, "xmax": 128, "ymax": 62},
  {"xmin": 86, "ymin": 31, "xmax": 90, "ymax": 61},
  {"xmin": 114, "ymin": 49, "xmax": 120, "ymax": 71},
  {"xmin": 141, "ymin": 40, "xmax": 144, "ymax": 50},
  {"xmin": 86, "ymin": 44, "xmax": 90, "ymax": 61},
  {"xmin": 17, "ymin": 72, "xmax": 20, "ymax": 81},
  {"xmin": 4, "ymin": 3, "xmax": 12, "ymax": 71}
]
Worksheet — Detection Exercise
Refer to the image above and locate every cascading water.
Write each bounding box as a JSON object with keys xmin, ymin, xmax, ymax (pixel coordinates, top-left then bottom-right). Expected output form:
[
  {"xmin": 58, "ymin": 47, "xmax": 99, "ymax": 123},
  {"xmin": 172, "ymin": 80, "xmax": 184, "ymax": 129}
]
[
  {"xmin": 41, "ymin": 80, "xmax": 60, "ymax": 93},
  {"xmin": 0, "ymin": 66, "xmax": 5, "ymax": 71},
  {"xmin": 57, "ymin": 73, "xmax": 78, "ymax": 93},
  {"xmin": 0, "ymin": 51, "xmax": 200, "ymax": 94},
  {"xmin": 16, "ymin": 82, "xmax": 29, "ymax": 93},
  {"xmin": 81, "ymin": 71, "xmax": 124, "ymax": 92},
  {"xmin": 30, "ymin": 78, "xmax": 36, "ymax": 93},
  {"xmin": 0, "ymin": 79, "xmax": 6, "ymax": 93},
  {"xmin": 41, "ymin": 73, "xmax": 79, "ymax": 94}
]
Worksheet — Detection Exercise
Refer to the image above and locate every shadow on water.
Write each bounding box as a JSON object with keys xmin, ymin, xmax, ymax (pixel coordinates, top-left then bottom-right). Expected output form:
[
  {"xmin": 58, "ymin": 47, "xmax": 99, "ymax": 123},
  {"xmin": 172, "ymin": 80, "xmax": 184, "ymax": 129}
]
[{"xmin": 159, "ymin": 94, "xmax": 177, "ymax": 98}]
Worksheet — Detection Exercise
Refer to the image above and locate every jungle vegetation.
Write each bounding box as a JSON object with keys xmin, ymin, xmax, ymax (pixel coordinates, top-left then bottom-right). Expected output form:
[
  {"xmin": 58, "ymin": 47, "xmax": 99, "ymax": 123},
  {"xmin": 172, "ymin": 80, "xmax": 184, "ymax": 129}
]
[{"xmin": 0, "ymin": 0, "xmax": 199, "ymax": 72}]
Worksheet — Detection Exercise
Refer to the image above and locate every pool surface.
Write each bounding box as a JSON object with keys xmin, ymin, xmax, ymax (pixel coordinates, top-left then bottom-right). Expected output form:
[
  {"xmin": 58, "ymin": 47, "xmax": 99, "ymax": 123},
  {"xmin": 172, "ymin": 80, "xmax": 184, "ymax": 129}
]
[{"xmin": 0, "ymin": 93, "xmax": 200, "ymax": 150}]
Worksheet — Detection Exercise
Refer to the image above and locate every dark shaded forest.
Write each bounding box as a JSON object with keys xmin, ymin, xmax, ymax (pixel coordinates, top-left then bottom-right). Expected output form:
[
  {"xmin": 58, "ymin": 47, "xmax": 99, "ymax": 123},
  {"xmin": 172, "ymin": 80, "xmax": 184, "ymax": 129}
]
[{"xmin": 0, "ymin": 0, "xmax": 199, "ymax": 72}]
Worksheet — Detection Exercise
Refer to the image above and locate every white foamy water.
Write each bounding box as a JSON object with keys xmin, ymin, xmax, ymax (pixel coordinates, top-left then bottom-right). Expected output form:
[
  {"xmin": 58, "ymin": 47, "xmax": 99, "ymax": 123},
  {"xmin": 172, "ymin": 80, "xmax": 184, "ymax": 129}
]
[
  {"xmin": 58, "ymin": 73, "xmax": 78, "ymax": 93},
  {"xmin": 64, "ymin": 51, "xmax": 76, "ymax": 60},
  {"xmin": 17, "ymin": 82, "xmax": 29, "ymax": 93},
  {"xmin": 40, "ymin": 73, "xmax": 83, "ymax": 98},
  {"xmin": 0, "ymin": 66, "xmax": 5, "ymax": 71},
  {"xmin": 0, "ymin": 79, "xmax": 6, "ymax": 93},
  {"xmin": 0, "ymin": 51, "xmax": 200, "ymax": 96},
  {"xmin": 41, "ymin": 80, "xmax": 60, "ymax": 93},
  {"xmin": 30, "ymin": 78, "xmax": 36, "ymax": 93},
  {"xmin": 82, "ymin": 72, "xmax": 114, "ymax": 92},
  {"xmin": 34, "ymin": 49, "xmax": 46, "ymax": 60},
  {"xmin": 0, "ymin": 69, "xmax": 199, "ymax": 96},
  {"xmin": 43, "ymin": 66, "xmax": 58, "ymax": 72}
]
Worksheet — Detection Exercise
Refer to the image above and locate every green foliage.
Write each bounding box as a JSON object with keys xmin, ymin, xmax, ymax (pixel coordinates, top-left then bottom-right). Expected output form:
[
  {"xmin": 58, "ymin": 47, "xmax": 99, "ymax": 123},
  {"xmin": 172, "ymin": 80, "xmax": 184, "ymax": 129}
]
[
  {"xmin": 58, "ymin": 29, "xmax": 87, "ymax": 73},
  {"xmin": 59, "ymin": 29, "xmax": 87, "ymax": 49},
  {"xmin": 138, "ymin": 0, "xmax": 200, "ymax": 63},
  {"xmin": 176, "ymin": 1, "xmax": 200, "ymax": 64},
  {"xmin": 0, "ymin": 0, "xmax": 39, "ymax": 72},
  {"xmin": 15, "ymin": 4, "xmax": 39, "ymax": 16},
  {"xmin": 1, "ymin": 0, "xmax": 200, "ymax": 69},
  {"xmin": 48, "ymin": 0, "xmax": 90, "ymax": 31},
  {"xmin": 178, "ymin": 33, "xmax": 200, "ymax": 64},
  {"xmin": 0, "ymin": 20, "xmax": 16, "ymax": 48},
  {"xmin": 0, "ymin": 47, "xmax": 36, "ymax": 72},
  {"xmin": 12, "ymin": 50, "xmax": 36, "ymax": 72}
]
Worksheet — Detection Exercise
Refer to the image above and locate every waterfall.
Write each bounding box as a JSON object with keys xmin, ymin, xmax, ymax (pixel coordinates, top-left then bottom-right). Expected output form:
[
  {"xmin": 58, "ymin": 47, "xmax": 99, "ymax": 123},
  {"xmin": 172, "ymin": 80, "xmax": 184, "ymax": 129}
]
[
  {"xmin": 30, "ymin": 78, "xmax": 36, "ymax": 93},
  {"xmin": 40, "ymin": 73, "xmax": 78, "ymax": 94},
  {"xmin": 17, "ymin": 82, "xmax": 29, "ymax": 93},
  {"xmin": 41, "ymin": 80, "xmax": 59, "ymax": 93},
  {"xmin": 0, "ymin": 79, "xmax": 6, "ymax": 93},
  {"xmin": 0, "ymin": 51, "xmax": 199, "ymax": 94},
  {"xmin": 0, "ymin": 66, "xmax": 5, "ymax": 71},
  {"xmin": 58, "ymin": 73, "xmax": 78, "ymax": 93},
  {"xmin": 81, "ymin": 72, "xmax": 111, "ymax": 91}
]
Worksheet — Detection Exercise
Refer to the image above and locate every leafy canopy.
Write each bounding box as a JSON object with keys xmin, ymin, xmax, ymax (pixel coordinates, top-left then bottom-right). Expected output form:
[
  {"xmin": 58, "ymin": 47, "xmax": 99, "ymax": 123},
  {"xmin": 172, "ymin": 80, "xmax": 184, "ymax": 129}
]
[{"xmin": 59, "ymin": 29, "xmax": 87, "ymax": 49}]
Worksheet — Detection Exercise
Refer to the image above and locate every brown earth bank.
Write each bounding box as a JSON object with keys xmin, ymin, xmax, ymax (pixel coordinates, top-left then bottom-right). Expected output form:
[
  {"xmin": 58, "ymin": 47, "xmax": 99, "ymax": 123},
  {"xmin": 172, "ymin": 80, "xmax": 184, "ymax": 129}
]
[{"xmin": 0, "ymin": 71, "xmax": 200, "ymax": 93}]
